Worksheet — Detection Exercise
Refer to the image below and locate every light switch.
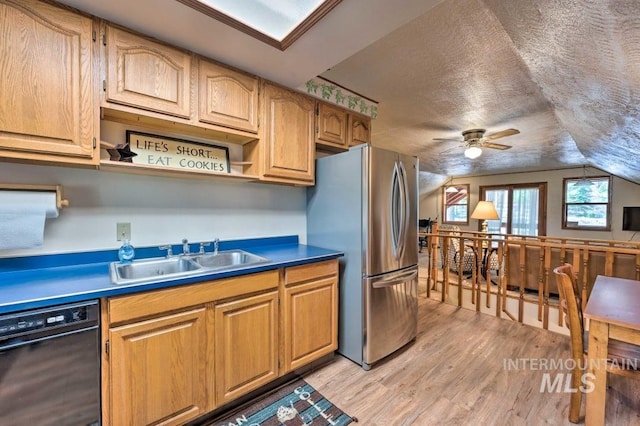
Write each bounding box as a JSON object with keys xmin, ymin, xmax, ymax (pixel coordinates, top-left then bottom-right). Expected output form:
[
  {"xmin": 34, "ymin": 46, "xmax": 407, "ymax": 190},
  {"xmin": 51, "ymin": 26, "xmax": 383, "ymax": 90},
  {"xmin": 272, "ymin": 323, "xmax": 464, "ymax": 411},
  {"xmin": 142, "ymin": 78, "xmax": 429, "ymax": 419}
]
[{"xmin": 117, "ymin": 222, "xmax": 131, "ymax": 241}]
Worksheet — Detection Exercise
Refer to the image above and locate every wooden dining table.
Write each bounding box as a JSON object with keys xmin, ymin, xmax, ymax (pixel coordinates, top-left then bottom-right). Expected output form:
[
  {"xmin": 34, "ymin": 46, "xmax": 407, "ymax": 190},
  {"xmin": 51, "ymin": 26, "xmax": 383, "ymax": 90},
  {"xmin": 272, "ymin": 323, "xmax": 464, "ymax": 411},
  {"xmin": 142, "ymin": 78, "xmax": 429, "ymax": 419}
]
[{"xmin": 583, "ymin": 275, "xmax": 640, "ymax": 425}]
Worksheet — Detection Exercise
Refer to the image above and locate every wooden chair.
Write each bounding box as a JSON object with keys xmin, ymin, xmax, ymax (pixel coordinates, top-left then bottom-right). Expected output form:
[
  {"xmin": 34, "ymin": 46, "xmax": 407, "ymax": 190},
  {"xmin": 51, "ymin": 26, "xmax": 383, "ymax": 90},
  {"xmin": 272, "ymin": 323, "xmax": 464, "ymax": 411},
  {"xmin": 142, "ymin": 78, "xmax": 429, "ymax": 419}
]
[{"xmin": 553, "ymin": 264, "xmax": 640, "ymax": 423}]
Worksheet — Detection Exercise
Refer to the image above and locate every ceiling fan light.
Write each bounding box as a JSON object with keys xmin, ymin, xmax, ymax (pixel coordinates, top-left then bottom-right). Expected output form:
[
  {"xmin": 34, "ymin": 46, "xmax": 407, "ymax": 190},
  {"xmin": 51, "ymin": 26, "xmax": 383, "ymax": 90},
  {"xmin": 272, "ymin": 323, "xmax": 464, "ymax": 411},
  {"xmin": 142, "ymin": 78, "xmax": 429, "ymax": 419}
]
[
  {"xmin": 574, "ymin": 178, "xmax": 594, "ymax": 187},
  {"xmin": 464, "ymin": 146, "xmax": 482, "ymax": 159},
  {"xmin": 574, "ymin": 165, "xmax": 594, "ymax": 187}
]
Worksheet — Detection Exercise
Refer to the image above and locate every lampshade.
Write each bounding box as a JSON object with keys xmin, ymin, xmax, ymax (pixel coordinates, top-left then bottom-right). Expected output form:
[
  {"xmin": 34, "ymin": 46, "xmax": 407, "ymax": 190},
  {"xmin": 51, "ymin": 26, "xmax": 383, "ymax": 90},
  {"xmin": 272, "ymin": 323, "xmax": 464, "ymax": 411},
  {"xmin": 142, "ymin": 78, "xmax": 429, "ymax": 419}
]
[
  {"xmin": 464, "ymin": 146, "xmax": 482, "ymax": 159},
  {"xmin": 471, "ymin": 201, "xmax": 500, "ymax": 220},
  {"xmin": 445, "ymin": 185, "xmax": 458, "ymax": 193}
]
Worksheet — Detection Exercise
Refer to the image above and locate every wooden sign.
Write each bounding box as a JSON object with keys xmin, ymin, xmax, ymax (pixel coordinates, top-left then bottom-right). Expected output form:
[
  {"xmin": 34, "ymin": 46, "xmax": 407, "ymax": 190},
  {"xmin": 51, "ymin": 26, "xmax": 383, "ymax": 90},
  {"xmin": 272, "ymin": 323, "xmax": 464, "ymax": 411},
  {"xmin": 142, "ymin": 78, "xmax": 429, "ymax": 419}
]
[{"xmin": 125, "ymin": 131, "xmax": 230, "ymax": 173}]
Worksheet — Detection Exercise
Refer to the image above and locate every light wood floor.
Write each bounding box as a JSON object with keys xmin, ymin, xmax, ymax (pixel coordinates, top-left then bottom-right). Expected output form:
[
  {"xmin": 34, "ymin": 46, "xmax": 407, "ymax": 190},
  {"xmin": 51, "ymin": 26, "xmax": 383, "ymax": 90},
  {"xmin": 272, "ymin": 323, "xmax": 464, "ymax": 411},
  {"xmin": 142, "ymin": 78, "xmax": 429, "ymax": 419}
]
[{"xmin": 303, "ymin": 297, "xmax": 640, "ymax": 425}]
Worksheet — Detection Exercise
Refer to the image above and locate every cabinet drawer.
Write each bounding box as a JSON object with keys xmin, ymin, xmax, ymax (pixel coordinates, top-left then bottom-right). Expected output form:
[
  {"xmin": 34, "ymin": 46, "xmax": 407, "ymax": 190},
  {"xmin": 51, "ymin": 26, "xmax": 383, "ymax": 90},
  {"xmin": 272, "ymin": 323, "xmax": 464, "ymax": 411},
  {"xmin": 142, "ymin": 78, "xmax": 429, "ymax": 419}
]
[
  {"xmin": 108, "ymin": 269, "xmax": 279, "ymax": 324},
  {"xmin": 285, "ymin": 259, "xmax": 338, "ymax": 286}
]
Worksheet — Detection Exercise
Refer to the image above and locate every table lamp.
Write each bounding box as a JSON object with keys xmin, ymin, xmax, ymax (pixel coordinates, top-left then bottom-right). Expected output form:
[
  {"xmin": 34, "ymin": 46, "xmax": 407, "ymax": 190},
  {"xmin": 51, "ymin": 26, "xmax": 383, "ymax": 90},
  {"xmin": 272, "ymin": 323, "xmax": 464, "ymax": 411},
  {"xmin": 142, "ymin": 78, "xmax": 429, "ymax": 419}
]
[{"xmin": 471, "ymin": 201, "xmax": 500, "ymax": 234}]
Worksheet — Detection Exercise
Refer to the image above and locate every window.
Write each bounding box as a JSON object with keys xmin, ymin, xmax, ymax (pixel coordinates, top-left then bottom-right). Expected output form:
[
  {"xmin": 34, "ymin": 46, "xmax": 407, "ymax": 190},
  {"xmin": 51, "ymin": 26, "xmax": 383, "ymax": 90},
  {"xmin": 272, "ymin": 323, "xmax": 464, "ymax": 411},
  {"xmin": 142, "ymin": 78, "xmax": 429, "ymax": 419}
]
[
  {"xmin": 480, "ymin": 183, "xmax": 547, "ymax": 236},
  {"xmin": 562, "ymin": 176, "xmax": 611, "ymax": 230},
  {"xmin": 176, "ymin": 0, "xmax": 342, "ymax": 50},
  {"xmin": 442, "ymin": 184, "xmax": 469, "ymax": 225}
]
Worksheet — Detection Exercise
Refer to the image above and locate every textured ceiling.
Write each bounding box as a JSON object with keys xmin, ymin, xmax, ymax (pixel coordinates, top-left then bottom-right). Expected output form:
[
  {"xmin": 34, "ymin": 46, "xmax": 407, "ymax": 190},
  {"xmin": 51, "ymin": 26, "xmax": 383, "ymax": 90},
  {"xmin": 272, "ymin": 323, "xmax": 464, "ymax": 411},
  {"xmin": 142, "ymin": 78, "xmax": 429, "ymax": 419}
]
[
  {"xmin": 57, "ymin": 0, "xmax": 640, "ymax": 193},
  {"xmin": 323, "ymin": 0, "xmax": 640, "ymax": 191}
]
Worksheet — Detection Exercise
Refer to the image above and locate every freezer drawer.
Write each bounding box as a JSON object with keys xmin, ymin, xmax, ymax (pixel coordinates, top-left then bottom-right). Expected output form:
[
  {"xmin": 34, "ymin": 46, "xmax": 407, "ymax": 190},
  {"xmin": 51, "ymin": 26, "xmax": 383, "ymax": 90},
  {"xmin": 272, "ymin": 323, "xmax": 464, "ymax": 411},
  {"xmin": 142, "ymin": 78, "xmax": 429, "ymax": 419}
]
[{"xmin": 363, "ymin": 266, "xmax": 418, "ymax": 368}]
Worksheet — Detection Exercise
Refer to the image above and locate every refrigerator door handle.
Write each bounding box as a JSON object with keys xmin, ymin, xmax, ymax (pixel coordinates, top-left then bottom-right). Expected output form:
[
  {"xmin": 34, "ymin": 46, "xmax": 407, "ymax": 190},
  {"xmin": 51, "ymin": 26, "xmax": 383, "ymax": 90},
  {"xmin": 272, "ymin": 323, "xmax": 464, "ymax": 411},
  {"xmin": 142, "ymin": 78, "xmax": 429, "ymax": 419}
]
[
  {"xmin": 390, "ymin": 162, "xmax": 401, "ymax": 258},
  {"xmin": 396, "ymin": 160, "xmax": 409, "ymax": 259},
  {"xmin": 370, "ymin": 268, "xmax": 418, "ymax": 288}
]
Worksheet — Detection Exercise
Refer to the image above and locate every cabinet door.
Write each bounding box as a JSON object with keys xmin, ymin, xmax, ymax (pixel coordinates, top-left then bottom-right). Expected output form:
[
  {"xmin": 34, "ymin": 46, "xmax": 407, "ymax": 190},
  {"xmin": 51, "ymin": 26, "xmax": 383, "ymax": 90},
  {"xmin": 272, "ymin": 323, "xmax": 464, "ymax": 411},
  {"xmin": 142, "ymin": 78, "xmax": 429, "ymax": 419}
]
[
  {"xmin": 262, "ymin": 83, "xmax": 315, "ymax": 183},
  {"xmin": 316, "ymin": 102, "xmax": 348, "ymax": 148},
  {"xmin": 109, "ymin": 308, "xmax": 209, "ymax": 426},
  {"xmin": 198, "ymin": 59, "xmax": 259, "ymax": 133},
  {"xmin": 0, "ymin": 0, "xmax": 95, "ymax": 163},
  {"xmin": 349, "ymin": 113, "xmax": 372, "ymax": 146},
  {"xmin": 215, "ymin": 290, "xmax": 279, "ymax": 405},
  {"xmin": 282, "ymin": 261, "xmax": 338, "ymax": 373},
  {"xmin": 105, "ymin": 25, "xmax": 191, "ymax": 119}
]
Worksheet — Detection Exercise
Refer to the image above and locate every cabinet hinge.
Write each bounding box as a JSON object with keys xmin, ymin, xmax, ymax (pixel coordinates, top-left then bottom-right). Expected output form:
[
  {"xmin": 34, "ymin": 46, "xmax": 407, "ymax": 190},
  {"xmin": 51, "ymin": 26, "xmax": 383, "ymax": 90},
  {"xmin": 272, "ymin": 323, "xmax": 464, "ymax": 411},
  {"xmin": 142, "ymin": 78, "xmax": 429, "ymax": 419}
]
[
  {"xmin": 93, "ymin": 137, "xmax": 96, "ymax": 149},
  {"xmin": 103, "ymin": 80, "xmax": 106, "ymax": 91},
  {"xmin": 102, "ymin": 33, "xmax": 107, "ymax": 46},
  {"xmin": 92, "ymin": 30, "xmax": 96, "ymax": 42},
  {"xmin": 105, "ymin": 340, "xmax": 110, "ymax": 356}
]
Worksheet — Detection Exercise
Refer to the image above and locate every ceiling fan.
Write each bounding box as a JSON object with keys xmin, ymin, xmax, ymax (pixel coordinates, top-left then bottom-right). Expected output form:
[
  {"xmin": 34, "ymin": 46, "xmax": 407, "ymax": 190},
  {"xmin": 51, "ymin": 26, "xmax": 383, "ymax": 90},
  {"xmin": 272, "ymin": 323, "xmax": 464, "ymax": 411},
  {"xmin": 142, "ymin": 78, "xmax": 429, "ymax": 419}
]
[{"xmin": 434, "ymin": 128, "xmax": 520, "ymax": 159}]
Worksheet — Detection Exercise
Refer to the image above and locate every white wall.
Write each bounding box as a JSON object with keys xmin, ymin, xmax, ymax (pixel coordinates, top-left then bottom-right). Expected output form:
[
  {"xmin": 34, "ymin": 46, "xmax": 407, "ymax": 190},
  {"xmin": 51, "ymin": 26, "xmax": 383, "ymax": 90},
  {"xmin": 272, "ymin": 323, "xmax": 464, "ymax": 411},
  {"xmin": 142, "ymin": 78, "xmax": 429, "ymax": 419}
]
[
  {"xmin": 419, "ymin": 167, "xmax": 640, "ymax": 241},
  {"xmin": 0, "ymin": 162, "xmax": 307, "ymax": 257}
]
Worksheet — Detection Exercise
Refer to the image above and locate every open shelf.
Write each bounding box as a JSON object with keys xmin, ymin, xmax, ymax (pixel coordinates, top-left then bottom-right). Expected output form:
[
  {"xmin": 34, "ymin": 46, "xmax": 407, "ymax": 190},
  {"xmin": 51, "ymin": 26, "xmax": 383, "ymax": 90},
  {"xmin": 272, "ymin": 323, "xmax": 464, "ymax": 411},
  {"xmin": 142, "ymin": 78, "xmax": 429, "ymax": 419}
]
[{"xmin": 99, "ymin": 159, "xmax": 260, "ymax": 182}]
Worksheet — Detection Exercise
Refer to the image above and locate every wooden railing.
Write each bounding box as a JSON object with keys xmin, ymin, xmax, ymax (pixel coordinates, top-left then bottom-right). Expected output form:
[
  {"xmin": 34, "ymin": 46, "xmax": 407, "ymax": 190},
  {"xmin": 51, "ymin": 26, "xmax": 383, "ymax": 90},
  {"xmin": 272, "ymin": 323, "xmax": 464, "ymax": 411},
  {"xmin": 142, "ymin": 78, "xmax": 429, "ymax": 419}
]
[{"xmin": 422, "ymin": 230, "xmax": 640, "ymax": 331}]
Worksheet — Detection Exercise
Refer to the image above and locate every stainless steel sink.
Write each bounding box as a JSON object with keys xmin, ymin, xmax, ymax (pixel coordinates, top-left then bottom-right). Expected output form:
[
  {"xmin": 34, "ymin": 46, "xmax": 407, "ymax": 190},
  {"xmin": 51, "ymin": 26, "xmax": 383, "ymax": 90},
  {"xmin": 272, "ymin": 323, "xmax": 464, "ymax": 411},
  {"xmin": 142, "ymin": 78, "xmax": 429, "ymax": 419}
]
[
  {"xmin": 109, "ymin": 249, "xmax": 269, "ymax": 285},
  {"xmin": 110, "ymin": 256, "xmax": 202, "ymax": 285},
  {"xmin": 192, "ymin": 249, "xmax": 269, "ymax": 270}
]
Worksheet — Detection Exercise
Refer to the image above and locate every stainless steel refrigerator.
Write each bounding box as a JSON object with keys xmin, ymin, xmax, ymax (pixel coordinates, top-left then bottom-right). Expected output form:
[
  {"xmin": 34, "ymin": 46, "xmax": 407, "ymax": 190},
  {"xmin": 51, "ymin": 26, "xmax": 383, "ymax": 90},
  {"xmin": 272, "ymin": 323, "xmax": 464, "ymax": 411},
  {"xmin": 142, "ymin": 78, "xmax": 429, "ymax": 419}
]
[{"xmin": 307, "ymin": 144, "xmax": 418, "ymax": 370}]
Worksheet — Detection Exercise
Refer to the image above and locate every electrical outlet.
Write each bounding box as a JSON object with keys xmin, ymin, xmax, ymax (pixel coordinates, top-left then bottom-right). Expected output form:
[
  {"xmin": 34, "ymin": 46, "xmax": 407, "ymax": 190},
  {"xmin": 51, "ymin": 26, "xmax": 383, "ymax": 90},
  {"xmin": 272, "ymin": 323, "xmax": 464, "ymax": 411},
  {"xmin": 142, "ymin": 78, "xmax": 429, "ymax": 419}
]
[{"xmin": 116, "ymin": 222, "xmax": 131, "ymax": 241}]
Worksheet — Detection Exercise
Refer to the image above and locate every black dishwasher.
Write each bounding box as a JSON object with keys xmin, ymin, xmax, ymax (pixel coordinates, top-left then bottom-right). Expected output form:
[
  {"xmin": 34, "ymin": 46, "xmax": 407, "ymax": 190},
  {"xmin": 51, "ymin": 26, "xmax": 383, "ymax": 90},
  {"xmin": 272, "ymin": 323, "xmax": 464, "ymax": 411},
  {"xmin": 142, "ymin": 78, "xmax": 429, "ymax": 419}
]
[{"xmin": 0, "ymin": 300, "xmax": 100, "ymax": 426}]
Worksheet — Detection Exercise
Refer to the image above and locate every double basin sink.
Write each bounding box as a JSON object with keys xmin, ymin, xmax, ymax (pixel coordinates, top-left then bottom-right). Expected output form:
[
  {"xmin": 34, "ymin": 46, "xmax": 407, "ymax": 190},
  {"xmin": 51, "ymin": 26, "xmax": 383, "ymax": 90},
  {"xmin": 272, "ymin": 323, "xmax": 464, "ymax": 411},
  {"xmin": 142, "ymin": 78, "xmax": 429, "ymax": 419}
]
[{"xmin": 110, "ymin": 250, "xmax": 269, "ymax": 285}]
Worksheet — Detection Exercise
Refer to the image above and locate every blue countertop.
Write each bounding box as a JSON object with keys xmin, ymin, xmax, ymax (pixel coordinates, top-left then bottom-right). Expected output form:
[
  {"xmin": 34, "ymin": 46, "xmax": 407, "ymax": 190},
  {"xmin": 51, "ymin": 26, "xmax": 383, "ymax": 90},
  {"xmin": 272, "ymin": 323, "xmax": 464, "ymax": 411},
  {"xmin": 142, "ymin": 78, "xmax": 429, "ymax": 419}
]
[{"xmin": 0, "ymin": 236, "xmax": 343, "ymax": 314}]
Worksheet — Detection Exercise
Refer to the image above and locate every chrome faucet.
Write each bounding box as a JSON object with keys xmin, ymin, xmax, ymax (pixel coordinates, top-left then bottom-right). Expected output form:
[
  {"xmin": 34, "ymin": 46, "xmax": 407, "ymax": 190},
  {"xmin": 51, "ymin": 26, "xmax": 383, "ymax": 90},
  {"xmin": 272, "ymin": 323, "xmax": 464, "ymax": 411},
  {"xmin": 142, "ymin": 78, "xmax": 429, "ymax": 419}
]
[
  {"xmin": 159, "ymin": 244, "xmax": 173, "ymax": 258},
  {"xmin": 199, "ymin": 241, "xmax": 211, "ymax": 254},
  {"xmin": 213, "ymin": 238, "xmax": 220, "ymax": 255},
  {"xmin": 182, "ymin": 238, "xmax": 190, "ymax": 255}
]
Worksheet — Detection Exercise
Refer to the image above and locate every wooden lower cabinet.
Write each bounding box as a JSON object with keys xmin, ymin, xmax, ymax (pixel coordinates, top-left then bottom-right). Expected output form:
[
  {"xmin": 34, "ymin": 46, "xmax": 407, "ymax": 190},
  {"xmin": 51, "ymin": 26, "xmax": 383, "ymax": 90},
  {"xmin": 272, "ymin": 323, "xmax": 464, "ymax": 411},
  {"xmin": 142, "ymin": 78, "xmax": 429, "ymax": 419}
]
[
  {"xmin": 103, "ymin": 262, "xmax": 337, "ymax": 424},
  {"xmin": 214, "ymin": 290, "xmax": 279, "ymax": 405},
  {"xmin": 282, "ymin": 259, "xmax": 339, "ymax": 373},
  {"xmin": 108, "ymin": 308, "xmax": 209, "ymax": 426}
]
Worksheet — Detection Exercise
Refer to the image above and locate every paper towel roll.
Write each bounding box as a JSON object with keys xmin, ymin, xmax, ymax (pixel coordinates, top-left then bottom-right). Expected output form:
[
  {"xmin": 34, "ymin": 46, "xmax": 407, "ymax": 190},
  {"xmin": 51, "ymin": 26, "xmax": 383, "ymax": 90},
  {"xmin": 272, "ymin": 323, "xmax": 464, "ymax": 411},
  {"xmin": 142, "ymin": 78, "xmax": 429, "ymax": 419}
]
[{"xmin": 0, "ymin": 190, "xmax": 59, "ymax": 250}]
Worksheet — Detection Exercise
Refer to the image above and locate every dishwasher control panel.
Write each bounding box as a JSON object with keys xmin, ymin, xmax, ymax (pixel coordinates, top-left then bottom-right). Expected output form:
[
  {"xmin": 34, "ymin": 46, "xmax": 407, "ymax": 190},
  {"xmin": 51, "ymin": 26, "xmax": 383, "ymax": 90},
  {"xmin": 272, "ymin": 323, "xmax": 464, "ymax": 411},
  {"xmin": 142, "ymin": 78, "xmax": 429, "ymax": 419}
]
[{"xmin": 0, "ymin": 301, "xmax": 98, "ymax": 340}]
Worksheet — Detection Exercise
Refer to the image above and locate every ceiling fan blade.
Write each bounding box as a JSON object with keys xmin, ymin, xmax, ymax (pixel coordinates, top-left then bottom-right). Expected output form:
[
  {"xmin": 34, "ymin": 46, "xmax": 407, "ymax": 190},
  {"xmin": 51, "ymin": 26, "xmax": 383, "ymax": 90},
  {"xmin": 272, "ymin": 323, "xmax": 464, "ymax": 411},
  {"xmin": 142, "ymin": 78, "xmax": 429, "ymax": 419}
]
[
  {"xmin": 438, "ymin": 145, "xmax": 463, "ymax": 155},
  {"xmin": 433, "ymin": 138, "xmax": 463, "ymax": 142},
  {"xmin": 483, "ymin": 142, "xmax": 512, "ymax": 150},
  {"xmin": 485, "ymin": 128, "xmax": 520, "ymax": 140}
]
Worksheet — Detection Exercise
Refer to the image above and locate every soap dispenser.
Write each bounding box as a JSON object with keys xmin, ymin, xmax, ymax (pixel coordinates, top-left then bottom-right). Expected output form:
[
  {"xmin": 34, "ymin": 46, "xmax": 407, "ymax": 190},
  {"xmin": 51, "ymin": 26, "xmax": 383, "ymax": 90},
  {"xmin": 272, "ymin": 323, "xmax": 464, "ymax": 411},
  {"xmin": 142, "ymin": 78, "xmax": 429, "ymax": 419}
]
[{"xmin": 118, "ymin": 239, "xmax": 135, "ymax": 264}]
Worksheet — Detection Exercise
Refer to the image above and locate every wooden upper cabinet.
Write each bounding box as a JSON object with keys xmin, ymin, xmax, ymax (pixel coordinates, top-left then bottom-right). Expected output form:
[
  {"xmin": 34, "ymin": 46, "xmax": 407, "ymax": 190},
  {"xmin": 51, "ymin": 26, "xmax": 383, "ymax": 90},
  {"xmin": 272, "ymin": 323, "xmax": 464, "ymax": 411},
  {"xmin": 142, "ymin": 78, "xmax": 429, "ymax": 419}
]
[
  {"xmin": 261, "ymin": 83, "xmax": 315, "ymax": 184},
  {"xmin": 0, "ymin": 0, "xmax": 96, "ymax": 164},
  {"xmin": 315, "ymin": 102, "xmax": 348, "ymax": 149},
  {"xmin": 105, "ymin": 25, "xmax": 191, "ymax": 119},
  {"xmin": 349, "ymin": 113, "xmax": 372, "ymax": 146},
  {"xmin": 198, "ymin": 58, "xmax": 259, "ymax": 133}
]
